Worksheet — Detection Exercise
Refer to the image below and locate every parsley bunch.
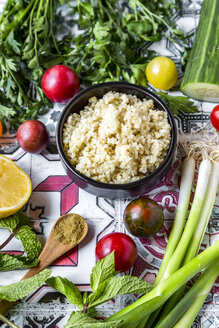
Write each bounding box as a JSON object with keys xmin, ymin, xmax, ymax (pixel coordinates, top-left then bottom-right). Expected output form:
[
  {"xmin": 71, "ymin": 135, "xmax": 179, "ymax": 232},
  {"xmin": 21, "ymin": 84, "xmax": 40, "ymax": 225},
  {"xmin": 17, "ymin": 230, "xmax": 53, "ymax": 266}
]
[
  {"xmin": 0, "ymin": 0, "xmax": 61, "ymax": 128},
  {"xmin": 0, "ymin": 0, "xmax": 197, "ymax": 128},
  {"xmin": 60, "ymin": 0, "xmax": 192, "ymax": 85}
]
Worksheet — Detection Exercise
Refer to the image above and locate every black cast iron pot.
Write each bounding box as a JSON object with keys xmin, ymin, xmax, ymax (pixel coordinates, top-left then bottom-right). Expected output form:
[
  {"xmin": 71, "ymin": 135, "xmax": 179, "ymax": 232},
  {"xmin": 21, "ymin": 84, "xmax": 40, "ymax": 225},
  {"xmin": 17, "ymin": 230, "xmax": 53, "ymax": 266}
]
[{"xmin": 56, "ymin": 82, "xmax": 177, "ymax": 199}]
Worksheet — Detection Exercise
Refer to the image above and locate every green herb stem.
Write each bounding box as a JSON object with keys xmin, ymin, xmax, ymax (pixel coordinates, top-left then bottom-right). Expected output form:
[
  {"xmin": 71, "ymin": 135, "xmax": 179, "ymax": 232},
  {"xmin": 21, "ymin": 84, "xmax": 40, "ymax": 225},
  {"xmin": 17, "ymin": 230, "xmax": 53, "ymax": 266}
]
[
  {"xmin": 0, "ymin": 314, "xmax": 19, "ymax": 328},
  {"xmin": 0, "ymin": 224, "xmax": 20, "ymax": 250},
  {"xmin": 3, "ymin": 0, "xmax": 36, "ymax": 40}
]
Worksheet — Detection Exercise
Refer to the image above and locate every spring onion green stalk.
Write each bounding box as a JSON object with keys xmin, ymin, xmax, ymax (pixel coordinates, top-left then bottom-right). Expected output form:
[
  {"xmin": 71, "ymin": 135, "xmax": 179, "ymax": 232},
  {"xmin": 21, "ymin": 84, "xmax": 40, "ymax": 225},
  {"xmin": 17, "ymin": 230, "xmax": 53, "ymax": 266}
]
[
  {"xmin": 0, "ymin": 314, "xmax": 19, "ymax": 328},
  {"xmin": 162, "ymin": 159, "xmax": 211, "ymax": 280},
  {"xmin": 155, "ymin": 157, "xmax": 195, "ymax": 285},
  {"xmin": 155, "ymin": 258, "xmax": 219, "ymax": 328},
  {"xmin": 138, "ymin": 157, "xmax": 196, "ymax": 328},
  {"xmin": 106, "ymin": 239, "xmax": 219, "ymax": 327},
  {"xmin": 156, "ymin": 151, "xmax": 219, "ymax": 324},
  {"xmin": 144, "ymin": 155, "xmax": 211, "ymax": 328}
]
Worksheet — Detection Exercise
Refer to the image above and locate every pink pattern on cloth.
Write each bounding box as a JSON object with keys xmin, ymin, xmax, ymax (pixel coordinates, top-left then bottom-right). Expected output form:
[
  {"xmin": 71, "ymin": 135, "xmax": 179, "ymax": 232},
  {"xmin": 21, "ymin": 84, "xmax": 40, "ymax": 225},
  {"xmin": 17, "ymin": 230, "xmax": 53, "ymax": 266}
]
[
  {"xmin": 35, "ymin": 175, "xmax": 78, "ymax": 215},
  {"xmin": 52, "ymin": 247, "xmax": 78, "ymax": 266}
]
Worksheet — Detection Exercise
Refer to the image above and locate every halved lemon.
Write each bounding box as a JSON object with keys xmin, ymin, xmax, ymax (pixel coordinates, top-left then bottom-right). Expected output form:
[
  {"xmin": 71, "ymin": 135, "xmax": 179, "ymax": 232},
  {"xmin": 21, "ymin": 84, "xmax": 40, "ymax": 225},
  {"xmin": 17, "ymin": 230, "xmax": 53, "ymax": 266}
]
[{"xmin": 0, "ymin": 154, "xmax": 32, "ymax": 218}]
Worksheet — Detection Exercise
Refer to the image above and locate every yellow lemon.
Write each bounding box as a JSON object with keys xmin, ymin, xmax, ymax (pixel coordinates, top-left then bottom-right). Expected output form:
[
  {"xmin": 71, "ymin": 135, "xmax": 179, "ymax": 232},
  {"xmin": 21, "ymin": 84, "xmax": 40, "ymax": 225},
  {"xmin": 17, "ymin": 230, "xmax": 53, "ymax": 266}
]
[{"xmin": 0, "ymin": 154, "xmax": 32, "ymax": 218}]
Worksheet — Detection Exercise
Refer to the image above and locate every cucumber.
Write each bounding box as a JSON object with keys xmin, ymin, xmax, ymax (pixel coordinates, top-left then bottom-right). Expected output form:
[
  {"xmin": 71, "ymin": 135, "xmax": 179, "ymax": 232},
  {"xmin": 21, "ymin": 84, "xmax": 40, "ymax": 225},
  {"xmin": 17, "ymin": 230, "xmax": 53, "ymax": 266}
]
[{"xmin": 180, "ymin": 0, "xmax": 219, "ymax": 102}]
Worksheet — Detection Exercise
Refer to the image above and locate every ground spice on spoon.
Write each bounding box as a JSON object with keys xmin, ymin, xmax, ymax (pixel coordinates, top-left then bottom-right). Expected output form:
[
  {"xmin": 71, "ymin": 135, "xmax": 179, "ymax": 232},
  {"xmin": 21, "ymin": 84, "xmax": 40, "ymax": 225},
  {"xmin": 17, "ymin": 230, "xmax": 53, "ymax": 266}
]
[{"xmin": 52, "ymin": 214, "xmax": 86, "ymax": 245}]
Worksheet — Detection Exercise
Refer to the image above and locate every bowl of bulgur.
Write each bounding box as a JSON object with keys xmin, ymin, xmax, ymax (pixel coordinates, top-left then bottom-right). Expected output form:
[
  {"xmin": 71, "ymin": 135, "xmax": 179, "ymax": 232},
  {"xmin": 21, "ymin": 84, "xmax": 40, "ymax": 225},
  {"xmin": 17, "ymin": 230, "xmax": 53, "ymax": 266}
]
[{"xmin": 56, "ymin": 82, "xmax": 177, "ymax": 199}]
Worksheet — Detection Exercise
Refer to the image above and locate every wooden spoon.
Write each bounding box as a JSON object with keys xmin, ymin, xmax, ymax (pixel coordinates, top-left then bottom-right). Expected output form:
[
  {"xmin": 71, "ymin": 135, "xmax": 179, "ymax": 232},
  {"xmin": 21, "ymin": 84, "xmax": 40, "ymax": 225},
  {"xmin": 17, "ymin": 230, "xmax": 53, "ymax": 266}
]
[{"xmin": 0, "ymin": 213, "xmax": 88, "ymax": 315}]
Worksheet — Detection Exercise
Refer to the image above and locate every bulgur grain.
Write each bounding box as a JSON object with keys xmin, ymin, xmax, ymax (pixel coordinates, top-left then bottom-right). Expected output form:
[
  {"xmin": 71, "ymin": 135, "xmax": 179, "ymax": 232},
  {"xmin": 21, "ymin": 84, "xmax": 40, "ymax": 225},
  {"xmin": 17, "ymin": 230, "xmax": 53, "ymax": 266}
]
[{"xmin": 62, "ymin": 91, "xmax": 171, "ymax": 184}]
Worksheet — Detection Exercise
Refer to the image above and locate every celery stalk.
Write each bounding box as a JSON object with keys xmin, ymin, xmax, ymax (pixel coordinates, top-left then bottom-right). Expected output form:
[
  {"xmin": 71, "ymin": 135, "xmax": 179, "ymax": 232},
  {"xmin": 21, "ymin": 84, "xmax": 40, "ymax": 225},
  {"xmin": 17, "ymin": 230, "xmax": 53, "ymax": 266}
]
[
  {"xmin": 106, "ymin": 240, "xmax": 219, "ymax": 327},
  {"xmin": 155, "ymin": 259, "xmax": 219, "ymax": 328}
]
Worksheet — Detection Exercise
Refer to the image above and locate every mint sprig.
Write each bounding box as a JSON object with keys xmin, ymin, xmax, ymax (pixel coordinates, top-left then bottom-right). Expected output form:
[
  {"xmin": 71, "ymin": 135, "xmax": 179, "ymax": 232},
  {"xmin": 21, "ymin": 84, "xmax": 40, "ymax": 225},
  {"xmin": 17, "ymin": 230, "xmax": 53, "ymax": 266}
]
[
  {"xmin": 90, "ymin": 252, "xmax": 118, "ymax": 291},
  {"xmin": 0, "ymin": 253, "xmax": 39, "ymax": 271},
  {"xmin": 46, "ymin": 277, "xmax": 84, "ymax": 310},
  {"xmin": 64, "ymin": 312, "xmax": 121, "ymax": 328},
  {"xmin": 0, "ymin": 269, "xmax": 51, "ymax": 302},
  {"xmin": 47, "ymin": 253, "xmax": 152, "ymax": 320},
  {"xmin": 0, "ymin": 211, "xmax": 42, "ymax": 271},
  {"xmin": 88, "ymin": 275, "xmax": 152, "ymax": 308}
]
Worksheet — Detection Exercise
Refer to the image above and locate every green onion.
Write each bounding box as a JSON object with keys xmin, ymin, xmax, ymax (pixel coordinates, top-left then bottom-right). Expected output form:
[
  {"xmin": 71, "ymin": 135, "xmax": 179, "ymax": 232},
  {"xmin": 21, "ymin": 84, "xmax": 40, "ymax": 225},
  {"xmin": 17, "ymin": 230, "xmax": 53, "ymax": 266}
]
[
  {"xmin": 155, "ymin": 156, "xmax": 195, "ymax": 285},
  {"xmin": 162, "ymin": 159, "xmax": 212, "ymax": 280},
  {"xmin": 155, "ymin": 258, "xmax": 219, "ymax": 328},
  {"xmin": 155, "ymin": 151, "xmax": 219, "ymax": 324},
  {"xmin": 106, "ymin": 239, "xmax": 219, "ymax": 327},
  {"xmin": 140, "ymin": 156, "xmax": 195, "ymax": 327}
]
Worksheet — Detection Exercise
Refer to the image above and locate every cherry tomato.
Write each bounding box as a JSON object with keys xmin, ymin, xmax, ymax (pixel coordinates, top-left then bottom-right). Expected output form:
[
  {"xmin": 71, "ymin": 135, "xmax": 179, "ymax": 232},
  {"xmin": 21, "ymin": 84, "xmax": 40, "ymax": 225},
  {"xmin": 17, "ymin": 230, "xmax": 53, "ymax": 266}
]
[
  {"xmin": 17, "ymin": 120, "xmax": 49, "ymax": 154},
  {"xmin": 124, "ymin": 197, "xmax": 164, "ymax": 237},
  {"xmin": 95, "ymin": 232, "xmax": 137, "ymax": 272},
  {"xmin": 41, "ymin": 65, "xmax": 80, "ymax": 103},
  {"xmin": 146, "ymin": 56, "xmax": 178, "ymax": 90},
  {"xmin": 210, "ymin": 105, "xmax": 219, "ymax": 130},
  {"xmin": 0, "ymin": 121, "xmax": 2, "ymax": 138}
]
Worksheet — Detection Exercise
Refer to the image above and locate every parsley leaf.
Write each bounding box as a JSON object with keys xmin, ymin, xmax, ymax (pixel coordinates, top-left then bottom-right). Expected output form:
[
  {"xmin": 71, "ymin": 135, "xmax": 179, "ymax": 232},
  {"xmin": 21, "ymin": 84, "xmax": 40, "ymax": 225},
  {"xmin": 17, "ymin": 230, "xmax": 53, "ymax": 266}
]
[{"xmin": 157, "ymin": 92, "xmax": 198, "ymax": 116}]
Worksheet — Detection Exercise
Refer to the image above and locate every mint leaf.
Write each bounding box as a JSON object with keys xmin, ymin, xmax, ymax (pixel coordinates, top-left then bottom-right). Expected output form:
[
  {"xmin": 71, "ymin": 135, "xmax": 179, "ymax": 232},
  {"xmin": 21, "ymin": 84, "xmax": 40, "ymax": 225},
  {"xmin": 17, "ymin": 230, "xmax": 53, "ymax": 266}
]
[
  {"xmin": 157, "ymin": 92, "xmax": 198, "ymax": 116},
  {"xmin": 16, "ymin": 225, "xmax": 42, "ymax": 260},
  {"xmin": 0, "ymin": 253, "xmax": 39, "ymax": 271},
  {"xmin": 89, "ymin": 276, "xmax": 152, "ymax": 308},
  {"xmin": 46, "ymin": 277, "xmax": 83, "ymax": 310},
  {"xmin": 90, "ymin": 252, "xmax": 118, "ymax": 292},
  {"xmin": 64, "ymin": 312, "xmax": 121, "ymax": 328},
  {"xmin": 0, "ymin": 212, "xmax": 32, "ymax": 232},
  {"xmin": 0, "ymin": 269, "xmax": 51, "ymax": 301}
]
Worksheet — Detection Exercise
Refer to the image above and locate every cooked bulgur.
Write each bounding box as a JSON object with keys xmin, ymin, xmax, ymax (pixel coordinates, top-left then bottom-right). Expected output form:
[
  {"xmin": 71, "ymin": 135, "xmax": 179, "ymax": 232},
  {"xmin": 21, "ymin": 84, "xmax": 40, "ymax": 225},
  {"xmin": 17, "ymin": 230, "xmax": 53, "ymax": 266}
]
[{"xmin": 62, "ymin": 91, "xmax": 171, "ymax": 184}]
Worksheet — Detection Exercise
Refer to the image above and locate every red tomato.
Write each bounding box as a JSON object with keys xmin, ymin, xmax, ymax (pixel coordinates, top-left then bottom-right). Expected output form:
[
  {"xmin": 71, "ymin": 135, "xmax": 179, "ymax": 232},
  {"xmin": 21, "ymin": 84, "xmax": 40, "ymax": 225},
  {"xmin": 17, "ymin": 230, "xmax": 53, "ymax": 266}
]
[
  {"xmin": 0, "ymin": 121, "xmax": 2, "ymax": 138},
  {"xmin": 41, "ymin": 65, "xmax": 80, "ymax": 103},
  {"xmin": 210, "ymin": 105, "xmax": 219, "ymax": 131},
  {"xmin": 95, "ymin": 232, "xmax": 137, "ymax": 272},
  {"xmin": 17, "ymin": 120, "xmax": 49, "ymax": 154}
]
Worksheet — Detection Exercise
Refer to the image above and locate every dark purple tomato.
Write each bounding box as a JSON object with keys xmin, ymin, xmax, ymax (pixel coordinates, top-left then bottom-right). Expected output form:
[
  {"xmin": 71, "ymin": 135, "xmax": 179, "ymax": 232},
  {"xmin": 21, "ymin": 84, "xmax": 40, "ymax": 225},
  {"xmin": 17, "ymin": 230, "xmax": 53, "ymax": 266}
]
[
  {"xmin": 41, "ymin": 65, "xmax": 80, "ymax": 103},
  {"xmin": 124, "ymin": 197, "xmax": 164, "ymax": 237},
  {"xmin": 95, "ymin": 232, "xmax": 137, "ymax": 272},
  {"xmin": 17, "ymin": 120, "xmax": 49, "ymax": 154}
]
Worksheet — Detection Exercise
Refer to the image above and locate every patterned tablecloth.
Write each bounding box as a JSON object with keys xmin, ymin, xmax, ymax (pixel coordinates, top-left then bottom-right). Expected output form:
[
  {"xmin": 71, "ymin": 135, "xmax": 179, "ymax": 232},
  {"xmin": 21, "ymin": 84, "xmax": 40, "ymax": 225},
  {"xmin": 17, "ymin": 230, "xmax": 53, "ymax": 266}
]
[{"xmin": 0, "ymin": 0, "xmax": 218, "ymax": 327}]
